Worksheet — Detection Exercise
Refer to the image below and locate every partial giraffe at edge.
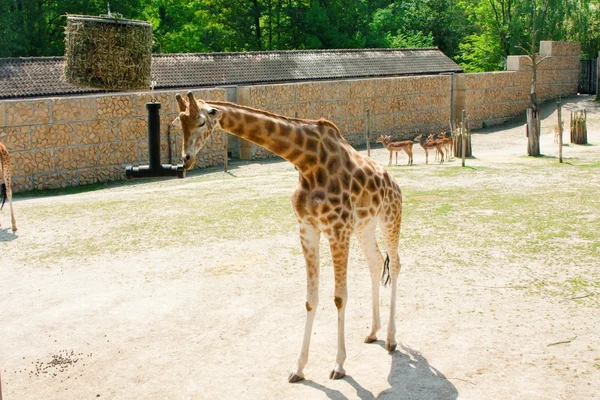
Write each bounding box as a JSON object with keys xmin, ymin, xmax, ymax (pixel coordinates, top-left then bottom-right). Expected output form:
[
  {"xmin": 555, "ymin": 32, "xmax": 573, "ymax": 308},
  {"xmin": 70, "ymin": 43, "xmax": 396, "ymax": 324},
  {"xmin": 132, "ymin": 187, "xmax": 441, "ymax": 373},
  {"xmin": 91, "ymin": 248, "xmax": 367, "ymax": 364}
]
[
  {"xmin": 0, "ymin": 142, "xmax": 17, "ymax": 232},
  {"xmin": 172, "ymin": 91, "xmax": 403, "ymax": 382}
]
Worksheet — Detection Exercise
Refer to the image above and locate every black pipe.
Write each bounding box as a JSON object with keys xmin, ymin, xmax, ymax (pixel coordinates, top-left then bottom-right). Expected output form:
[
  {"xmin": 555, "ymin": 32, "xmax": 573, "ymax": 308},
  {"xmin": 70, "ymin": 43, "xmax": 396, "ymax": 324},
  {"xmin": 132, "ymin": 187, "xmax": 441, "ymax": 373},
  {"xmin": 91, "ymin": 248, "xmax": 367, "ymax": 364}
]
[{"xmin": 126, "ymin": 102, "xmax": 185, "ymax": 180}]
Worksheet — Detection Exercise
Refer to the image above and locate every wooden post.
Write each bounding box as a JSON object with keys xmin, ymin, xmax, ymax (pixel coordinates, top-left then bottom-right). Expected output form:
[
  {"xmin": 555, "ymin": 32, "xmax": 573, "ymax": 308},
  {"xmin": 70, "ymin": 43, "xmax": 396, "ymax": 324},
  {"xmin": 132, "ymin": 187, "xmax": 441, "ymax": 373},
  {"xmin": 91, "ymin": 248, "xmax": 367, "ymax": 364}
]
[
  {"xmin": 223, "ymin": 130, "xmax": 228, "ymax": 173},
  {"xmin": 557, "ymin": 99, "xmax": 563, "ymax": 163},
  {"xmin": 366, "ymin": 109, "xmax": 371, "ymax": 157},
  {"xmin": 461, "ymin": 110, "xmax": 466, "ymax": 167}
]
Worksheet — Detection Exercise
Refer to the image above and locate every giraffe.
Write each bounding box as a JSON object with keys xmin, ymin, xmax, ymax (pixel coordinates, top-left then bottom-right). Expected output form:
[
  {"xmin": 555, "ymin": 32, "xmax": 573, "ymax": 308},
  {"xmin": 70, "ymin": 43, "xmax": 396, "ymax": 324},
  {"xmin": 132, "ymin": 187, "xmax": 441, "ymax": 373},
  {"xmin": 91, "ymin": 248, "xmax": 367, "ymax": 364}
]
[
  {"xmin": 0, "ymin": 142, "xmax": 17, "ymax": 232},
  {"xmin": 173, "ymin": 92, "xmax": 403, "ymax": 382}
]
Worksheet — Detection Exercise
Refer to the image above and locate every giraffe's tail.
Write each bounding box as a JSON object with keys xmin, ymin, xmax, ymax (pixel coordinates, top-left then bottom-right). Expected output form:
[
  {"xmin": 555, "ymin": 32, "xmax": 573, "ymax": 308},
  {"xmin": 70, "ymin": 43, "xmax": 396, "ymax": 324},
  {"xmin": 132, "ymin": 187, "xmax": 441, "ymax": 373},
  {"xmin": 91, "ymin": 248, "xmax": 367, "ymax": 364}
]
[
  {"xmin": 0, "ymin": 183, "xmax": 6, "ymax": 210},
  {"xmin": 380, "ymin": 254, "xmax": 391, "ymax": 287}
]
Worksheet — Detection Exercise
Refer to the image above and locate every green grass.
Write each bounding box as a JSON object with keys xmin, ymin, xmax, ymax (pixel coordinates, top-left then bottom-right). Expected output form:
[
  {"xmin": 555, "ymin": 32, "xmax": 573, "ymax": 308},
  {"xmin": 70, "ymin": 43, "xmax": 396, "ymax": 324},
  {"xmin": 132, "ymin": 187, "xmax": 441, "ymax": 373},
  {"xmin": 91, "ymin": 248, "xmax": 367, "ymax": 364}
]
[{"xmin": 12, "ymin": 151, "xmax": 600, "ymax": 307}]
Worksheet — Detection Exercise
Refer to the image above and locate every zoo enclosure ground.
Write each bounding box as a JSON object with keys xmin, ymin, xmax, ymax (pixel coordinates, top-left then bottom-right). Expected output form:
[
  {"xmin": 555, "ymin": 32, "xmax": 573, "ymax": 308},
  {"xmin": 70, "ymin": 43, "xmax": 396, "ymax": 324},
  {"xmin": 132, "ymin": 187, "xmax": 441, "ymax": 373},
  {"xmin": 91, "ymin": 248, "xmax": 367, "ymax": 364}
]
[{"xmin": 1, "ymin": 95, "xmax": 599, "ymax": 399}]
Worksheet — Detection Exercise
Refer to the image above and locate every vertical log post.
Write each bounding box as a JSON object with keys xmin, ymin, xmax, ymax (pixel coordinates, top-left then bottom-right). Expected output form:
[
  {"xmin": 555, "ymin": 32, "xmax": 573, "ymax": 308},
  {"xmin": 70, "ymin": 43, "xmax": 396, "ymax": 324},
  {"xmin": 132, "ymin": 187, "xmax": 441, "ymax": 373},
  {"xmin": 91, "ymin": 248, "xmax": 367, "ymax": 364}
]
[
  {"xmin": 366, "ymin": 109, "xmax": 371, "ymax": 157},
  {"xmin": 223, "ymin": 130, "xmax": 228, "ymax": 173},
  {"xmin": 461, "ymin": 110, "xmax": 466, "ymax": 167},
  {"xmin": 557, "ymin": 99, "xmax": 563, "ymax": 163}
]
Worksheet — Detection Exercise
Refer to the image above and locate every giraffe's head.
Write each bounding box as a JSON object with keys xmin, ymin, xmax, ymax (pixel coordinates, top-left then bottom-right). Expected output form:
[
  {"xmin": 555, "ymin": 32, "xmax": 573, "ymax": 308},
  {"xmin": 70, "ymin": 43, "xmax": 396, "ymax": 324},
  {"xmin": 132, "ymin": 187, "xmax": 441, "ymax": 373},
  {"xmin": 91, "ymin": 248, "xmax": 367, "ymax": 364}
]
[{"xmin": 172, "ymin": 92, "xmax": 223, "ymax": 170}]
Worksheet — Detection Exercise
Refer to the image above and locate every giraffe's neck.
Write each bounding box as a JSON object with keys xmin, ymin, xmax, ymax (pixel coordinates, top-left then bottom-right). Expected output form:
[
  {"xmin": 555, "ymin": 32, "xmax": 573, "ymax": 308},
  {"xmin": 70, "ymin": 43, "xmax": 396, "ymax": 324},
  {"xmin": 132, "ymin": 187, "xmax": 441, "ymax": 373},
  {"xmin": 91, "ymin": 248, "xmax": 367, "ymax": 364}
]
[{"xmin": 208, "ymin": 101, "xmax": 349, "ymax": 173}]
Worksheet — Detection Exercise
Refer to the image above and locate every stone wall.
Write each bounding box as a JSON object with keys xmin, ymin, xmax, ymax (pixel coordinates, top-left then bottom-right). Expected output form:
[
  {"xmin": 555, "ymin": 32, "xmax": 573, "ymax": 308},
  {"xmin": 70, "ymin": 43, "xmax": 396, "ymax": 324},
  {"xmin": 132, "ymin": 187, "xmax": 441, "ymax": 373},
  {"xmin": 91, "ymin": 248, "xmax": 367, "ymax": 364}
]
[
  {"xmin": 0, "ymin": 40, "xmax": 580, "ymax": 193},
  {"xmin": 458, "ymin": 41, "xmax": 580, "ymax": 128},
  {"xmin": 237, "ymin": 75, "xmax": 451, "ymax": 160},
  {"xmin": 0, "ymin": 89, "xmax": 226, "ymax": 192}
]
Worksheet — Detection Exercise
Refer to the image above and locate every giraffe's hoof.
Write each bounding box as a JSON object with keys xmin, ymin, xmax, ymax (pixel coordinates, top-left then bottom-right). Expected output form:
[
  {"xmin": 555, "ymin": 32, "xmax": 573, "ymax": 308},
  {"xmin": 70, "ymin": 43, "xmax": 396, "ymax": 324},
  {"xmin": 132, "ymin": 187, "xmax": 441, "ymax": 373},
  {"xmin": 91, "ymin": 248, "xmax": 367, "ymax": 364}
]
[
  {"xmin": 329, "ymin": 369, "xmax": 346, "ymax": 380},
  {"xmin": 288, "ymin": 373, "xmax": 304, "ymax": 383},
  {"xmin": 364, "ymin": 335, "xmax": 377, "ymax": 343},
  {"xmin": 386, "ymin": 342, "xmax": 397, "ymax": 352}
]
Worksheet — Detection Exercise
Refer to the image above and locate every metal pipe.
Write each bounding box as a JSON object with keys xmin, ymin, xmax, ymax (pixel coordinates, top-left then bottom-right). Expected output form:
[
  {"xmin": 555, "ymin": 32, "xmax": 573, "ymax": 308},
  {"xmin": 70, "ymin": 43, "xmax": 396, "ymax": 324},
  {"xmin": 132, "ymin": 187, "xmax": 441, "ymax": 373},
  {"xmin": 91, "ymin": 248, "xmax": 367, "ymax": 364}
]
[{"xmin": 126, "ymin": 102, "xmax": 185, "ymax": 180}]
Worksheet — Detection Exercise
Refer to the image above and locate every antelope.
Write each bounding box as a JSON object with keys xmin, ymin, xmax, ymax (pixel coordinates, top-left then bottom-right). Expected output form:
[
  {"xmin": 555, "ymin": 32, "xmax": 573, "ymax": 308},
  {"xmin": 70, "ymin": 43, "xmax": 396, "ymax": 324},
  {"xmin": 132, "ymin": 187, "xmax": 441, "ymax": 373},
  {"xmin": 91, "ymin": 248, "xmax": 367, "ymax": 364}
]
[
  {"xmin": 376, "ymin": 134, "xmax": 413, "ymax": 165},
  {"xmin": 416, "ymin": 134, "xmax": 444, "ymax": 164},
  {"xmin": 554, "ymin": 122, "xmax": 564, "ymax": 144},
  {"xmin": 438, "ymin": 132, "xmax": 453, "ymax": 159},
  {"xmin": 427, "ymin": 133, "xmax": 446, "ymax": 163}
]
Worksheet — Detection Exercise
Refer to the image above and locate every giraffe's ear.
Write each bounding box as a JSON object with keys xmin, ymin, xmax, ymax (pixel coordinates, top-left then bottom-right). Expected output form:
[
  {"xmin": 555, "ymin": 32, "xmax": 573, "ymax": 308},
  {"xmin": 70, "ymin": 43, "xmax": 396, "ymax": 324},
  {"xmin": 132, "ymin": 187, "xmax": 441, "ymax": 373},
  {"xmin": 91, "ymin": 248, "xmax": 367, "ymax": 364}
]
[
  {"xmin": 172, "ymin": 116, "xmax": 182, "ymax": 129},
  {"xmin": 206, "ymin": 106, "xmax": 223, "ymax": 122}
]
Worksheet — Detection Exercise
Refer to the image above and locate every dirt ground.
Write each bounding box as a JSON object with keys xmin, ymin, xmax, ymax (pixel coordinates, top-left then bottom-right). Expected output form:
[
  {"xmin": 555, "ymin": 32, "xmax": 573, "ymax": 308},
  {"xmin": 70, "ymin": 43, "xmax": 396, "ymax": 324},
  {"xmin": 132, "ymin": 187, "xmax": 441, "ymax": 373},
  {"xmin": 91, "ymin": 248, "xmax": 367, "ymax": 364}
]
[{"xmin": 1, "ymin": 96, "xmax": 599, "ymax": 399}]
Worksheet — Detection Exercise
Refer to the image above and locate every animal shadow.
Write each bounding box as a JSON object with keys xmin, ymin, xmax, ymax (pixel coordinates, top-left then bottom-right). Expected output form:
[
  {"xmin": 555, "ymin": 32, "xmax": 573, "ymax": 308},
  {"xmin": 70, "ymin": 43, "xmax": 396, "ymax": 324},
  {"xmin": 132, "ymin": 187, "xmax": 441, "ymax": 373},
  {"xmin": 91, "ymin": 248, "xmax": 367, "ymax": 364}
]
[
  {"xmin": 300, "ymin": 343, "xmax": 458, "ymax": 400},
  {"xmin": 0, "ymin": 227, "xmax": 18, "ymax": 242}
]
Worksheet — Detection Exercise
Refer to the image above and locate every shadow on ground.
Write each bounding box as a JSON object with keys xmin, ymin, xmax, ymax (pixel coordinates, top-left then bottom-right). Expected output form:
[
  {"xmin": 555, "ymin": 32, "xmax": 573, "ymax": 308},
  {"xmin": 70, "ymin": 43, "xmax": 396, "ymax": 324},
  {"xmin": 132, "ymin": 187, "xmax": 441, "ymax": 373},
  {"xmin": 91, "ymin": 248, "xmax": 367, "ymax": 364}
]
[
  {"xmin": 0, "ymin": 228, "xmax": 18, "ymax": 242},
  {"xmin": 299, "ymin": 343, "xmax": 458, "ymax": 400}
]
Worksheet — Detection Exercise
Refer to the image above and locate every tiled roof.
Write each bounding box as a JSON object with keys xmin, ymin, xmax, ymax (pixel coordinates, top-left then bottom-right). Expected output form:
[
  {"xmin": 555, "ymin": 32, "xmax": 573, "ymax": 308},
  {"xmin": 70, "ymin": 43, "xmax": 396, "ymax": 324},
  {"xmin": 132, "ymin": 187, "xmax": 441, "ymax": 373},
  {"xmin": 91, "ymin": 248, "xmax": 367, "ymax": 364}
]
[{"xmin": 0, "ymin": 48, "xmax": 462, "ymax": 100}]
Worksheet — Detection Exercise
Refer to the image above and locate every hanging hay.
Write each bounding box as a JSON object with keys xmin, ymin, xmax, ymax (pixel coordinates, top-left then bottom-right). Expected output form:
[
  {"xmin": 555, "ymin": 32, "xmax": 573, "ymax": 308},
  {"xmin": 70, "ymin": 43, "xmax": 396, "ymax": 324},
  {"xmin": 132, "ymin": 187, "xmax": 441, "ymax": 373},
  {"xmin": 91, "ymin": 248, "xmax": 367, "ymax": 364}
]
[{"xmin": 64, "ymin": 15, "xmax": 152, "ymax": 90}]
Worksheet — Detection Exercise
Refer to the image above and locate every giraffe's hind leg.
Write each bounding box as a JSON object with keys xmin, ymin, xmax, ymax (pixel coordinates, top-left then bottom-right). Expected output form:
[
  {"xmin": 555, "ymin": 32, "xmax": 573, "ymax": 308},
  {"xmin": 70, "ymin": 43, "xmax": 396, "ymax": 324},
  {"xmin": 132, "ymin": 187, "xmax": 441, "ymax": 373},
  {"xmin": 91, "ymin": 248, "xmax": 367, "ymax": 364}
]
[
  {"xmin": 356, "ymin": 225, "xmax": 384, "ymax": 343},
  {"xmin": 379, "ymin": 210, "xmax": 402, "ymax": 352},
  {"xmin": 3, "ymin": 176, "xmax": 17, "ymax": 232}
]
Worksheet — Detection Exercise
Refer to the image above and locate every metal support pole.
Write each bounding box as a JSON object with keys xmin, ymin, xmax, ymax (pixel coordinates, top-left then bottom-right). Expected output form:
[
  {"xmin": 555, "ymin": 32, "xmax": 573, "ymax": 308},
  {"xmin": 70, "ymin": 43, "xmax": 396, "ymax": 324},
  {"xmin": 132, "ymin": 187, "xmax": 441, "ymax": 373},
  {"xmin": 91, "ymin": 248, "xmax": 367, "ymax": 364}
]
[
  {"xmin": 366, "ymin": 110, "xmax": 371, "ymax": 157},
  {"xmin": 461, "ymin": 110, "xmax": 467, "ymax": 167},
  {"xmin": 126, "ymin": 102, "xmax": 185, "ymax": 179},
  {"xmin": 557, "ymin": 98, "xmax": 563, "ymax": 163}
]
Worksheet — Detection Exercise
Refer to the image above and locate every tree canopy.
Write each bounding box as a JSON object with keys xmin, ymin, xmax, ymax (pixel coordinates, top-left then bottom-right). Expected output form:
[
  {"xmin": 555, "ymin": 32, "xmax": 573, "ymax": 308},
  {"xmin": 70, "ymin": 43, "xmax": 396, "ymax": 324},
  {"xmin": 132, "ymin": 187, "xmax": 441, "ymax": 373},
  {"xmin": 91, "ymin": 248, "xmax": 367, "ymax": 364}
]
[{"xmin": 1, "ymin": 0, "xmax": 598, "ymax": 71}]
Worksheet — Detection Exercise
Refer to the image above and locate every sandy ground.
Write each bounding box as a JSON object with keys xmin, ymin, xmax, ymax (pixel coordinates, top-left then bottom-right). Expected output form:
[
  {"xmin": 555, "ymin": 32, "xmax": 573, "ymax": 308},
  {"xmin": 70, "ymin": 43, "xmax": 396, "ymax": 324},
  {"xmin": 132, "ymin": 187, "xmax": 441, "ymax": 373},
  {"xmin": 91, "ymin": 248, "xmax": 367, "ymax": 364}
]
[{"xmin": 1, "ymin": 96, "xmax": 599, "ymax": 399}]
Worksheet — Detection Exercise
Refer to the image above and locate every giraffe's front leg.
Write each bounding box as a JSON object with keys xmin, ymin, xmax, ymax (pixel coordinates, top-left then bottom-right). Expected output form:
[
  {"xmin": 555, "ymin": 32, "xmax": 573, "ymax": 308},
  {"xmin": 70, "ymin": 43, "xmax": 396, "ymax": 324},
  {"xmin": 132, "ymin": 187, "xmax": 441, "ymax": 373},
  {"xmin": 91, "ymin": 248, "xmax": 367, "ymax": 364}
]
[
  {"xmin": 329, "ymin": 234, "xmax": 350, "ymax": 380},
  {"xmin": 289, "ymin": 223, "xmax": 320, "ymax": 383}
]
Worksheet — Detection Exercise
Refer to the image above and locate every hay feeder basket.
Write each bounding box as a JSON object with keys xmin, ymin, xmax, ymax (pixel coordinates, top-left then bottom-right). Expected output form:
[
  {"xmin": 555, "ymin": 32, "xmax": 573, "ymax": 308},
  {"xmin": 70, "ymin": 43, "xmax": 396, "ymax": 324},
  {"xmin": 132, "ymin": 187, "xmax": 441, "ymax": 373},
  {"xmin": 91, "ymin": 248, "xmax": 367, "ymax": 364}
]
[{"xmin": 64, "ymin": 14, "xmax": 152, "ymax": 90}]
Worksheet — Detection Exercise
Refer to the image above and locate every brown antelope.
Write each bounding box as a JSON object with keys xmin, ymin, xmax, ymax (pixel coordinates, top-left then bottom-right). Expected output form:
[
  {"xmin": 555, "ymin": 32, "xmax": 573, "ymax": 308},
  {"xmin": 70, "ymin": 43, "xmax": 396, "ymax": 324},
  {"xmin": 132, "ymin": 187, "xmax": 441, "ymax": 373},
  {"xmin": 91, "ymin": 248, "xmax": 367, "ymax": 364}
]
[
  {"xmin": 416, "ymin": 134, "xmax": 444, "ymax": 164},
  {"xmin": 0, "ymin": 142, "xmax": 17, "ymax": 232},
  {"xmin": 376, "ymin": 134, "xmax": 413, "ymax": 166},
  {"xmin": 554, "ymin": 122, "xmax": 564, "ymax": 144},
  {"xmin": 438, "ymin": 132, "xmax": 453, "ymax": 159},
  {"xmin": 427, "ymin": 133, "xmax": 446, "ymax": 163}
]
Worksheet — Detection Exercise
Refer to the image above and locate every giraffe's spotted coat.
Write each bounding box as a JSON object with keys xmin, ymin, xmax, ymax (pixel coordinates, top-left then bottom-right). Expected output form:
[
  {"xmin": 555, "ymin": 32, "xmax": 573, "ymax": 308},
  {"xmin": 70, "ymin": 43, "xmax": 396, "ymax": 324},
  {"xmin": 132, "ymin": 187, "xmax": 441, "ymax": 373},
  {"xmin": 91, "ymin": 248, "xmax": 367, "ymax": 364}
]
[{"xmin": 173, "ymin": 92, "xmax": 403, "ymax": 382}]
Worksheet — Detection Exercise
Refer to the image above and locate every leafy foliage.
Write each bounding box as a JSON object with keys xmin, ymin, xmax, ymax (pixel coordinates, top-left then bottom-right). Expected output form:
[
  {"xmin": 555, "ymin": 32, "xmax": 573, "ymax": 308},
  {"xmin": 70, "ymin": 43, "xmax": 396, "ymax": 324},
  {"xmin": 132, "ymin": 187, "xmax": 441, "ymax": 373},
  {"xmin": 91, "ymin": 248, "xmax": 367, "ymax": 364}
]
[{"xmin": 0, "ymin": 0, "xmax": 598, "ymax": 71}]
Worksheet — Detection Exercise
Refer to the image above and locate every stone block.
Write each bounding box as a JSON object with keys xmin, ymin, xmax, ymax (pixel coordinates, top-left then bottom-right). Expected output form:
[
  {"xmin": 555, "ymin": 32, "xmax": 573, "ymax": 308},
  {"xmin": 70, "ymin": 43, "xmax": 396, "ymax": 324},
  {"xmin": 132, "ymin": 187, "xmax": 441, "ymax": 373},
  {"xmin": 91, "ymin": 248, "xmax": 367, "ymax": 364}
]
[
  {"xmin": 0, "ymin": 126, "xmax": 29, "ymax": 150},
  {"xmin": 56, "ymin": 146, "xmax": 99, "ymax": 170},
  {"xmin": 348, "ymin": 80, "xmax": 370, "ymax": 99},
  {"xmin": 76, "ymin": 119, "xmax": 120, "ymax": 144},
  {"xmin": 249, "ymin": 86, "xmax": 268, "ymax": 108},
  {"xmin": 264, "ymin": 84, "xmax": 296, "ymax": 106},
  {"xmin": 0, "ymin": 103, "xmax": 5, "ymax": 127},
  {"xmin": 98, "ymin": 140, "xmax": 139, "ymax": 166},
  {"xmin": 540, "ymin": 41, "xmax": 580, "ymax": 56},
  {"xmin": 135, "ymin": 92, "xmax": 172, "ymax": 117},
  {"xmin": 348, "ymin": 117, "xmax": 366, "ymax": 135},
  {"xmin": 374, "ymin": 114, "xmax": 395, "ymax": 134},
  {"xmin": 10, "ymin": 149, "xmax": 55, "ymax": 176},
  {"xmin": 52, "ymin": 97, "xmax": 96, "ymax": 122},
  {"xmin": 5, "ymin": 100, "xmax": 51, "ymax": 126},
  {"xmin": 119, "ymin": 117, "xmax": 148, "ymax": 140},
  {"xmin": 30, "ymin": 123, "xmax": 76, "ymax": 148},
  {"xmin": 33, "ymin": 171, "xmax": 78, "ymax": 191},
  {"xmin": 96, "ymin": 95, "xmax": 135, "ymax": 119},
  {"xmin": 10, "ymin": 175, "xmax": 33, "ymax": 193},
  {"xmin": 207, "ymin": 89, "xmax": 227, "ymax": 101},
  {"xmin": 323, "ymin": 81, "xmax": 351, "ymax": 100},
  {"xmin": 296, "ymin": 83, "xmax": 324, "ymax": 103}
]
